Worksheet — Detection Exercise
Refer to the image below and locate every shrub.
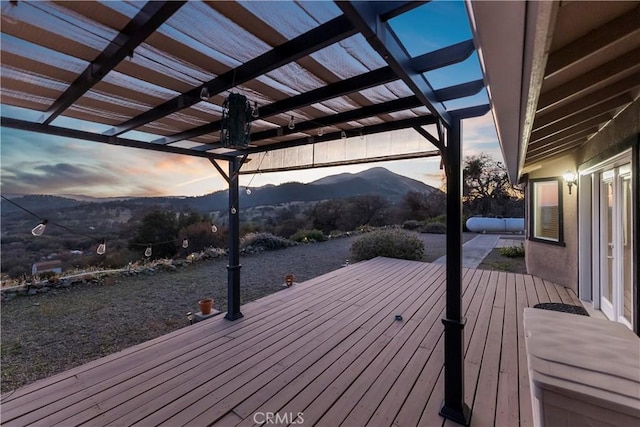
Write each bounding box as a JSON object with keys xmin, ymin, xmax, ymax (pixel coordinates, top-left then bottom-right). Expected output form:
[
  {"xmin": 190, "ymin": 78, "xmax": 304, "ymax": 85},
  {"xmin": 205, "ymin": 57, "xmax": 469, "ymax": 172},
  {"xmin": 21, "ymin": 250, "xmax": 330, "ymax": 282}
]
[
  {"xmin": 240, "ymin": 232, "xmax": 296, "ymax": 251},
  {"xmin": 499, "ymin": 244, "xmax": 525, "ymax": 258},
  {"xmin": 421, "ymin": 222, "xmax": 447, "ymax": 234},
  {"xmin": 402, "ymin": 220, "xmax": 422, "ymax": 230},
  {"xmin": 290, "ymin": 229, "xmax": 326, "ymax": 243},
  {"xmin": 350, "ymin": 229, "xmax": 425, "ymax": 262}
]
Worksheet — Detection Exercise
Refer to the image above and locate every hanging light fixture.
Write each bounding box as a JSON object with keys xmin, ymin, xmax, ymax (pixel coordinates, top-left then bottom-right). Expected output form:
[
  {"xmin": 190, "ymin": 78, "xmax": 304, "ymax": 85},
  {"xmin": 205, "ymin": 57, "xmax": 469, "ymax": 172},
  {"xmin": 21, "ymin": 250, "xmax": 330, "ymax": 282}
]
[
  {"xmin": 341, "ymin": 130, "xmax": 347, "ymax": 140},
  {"xmin": 211, "ymin": 224, "xmax": 218, "ymax": 233},
  {"xmin": 252, "ymin": 101, "xmax": 259, "ymax": 118},
  {"xmin": 220, "ymin": 93, "xmax": 252, "ymax": 148},
  {"xmin": 182, "ymin": 238, "xmax": 189, "ymax": 248},
  {"xmin": 246, "ymin": 187, "xmax": 252, "ymax": 195},
  {"xmin": 200, "ymin": 86, "xmax": 210, "ymax": 101},
  {"xmin": 231, "ymin": 207, "xmax": 237, "ymax": 215},
  {"xmin": 97, "ymin": 240, "xmax": 106, "ymax": 255},
  {"xmin": 144, "ymin": 245, "xmax": 152, "ymax": 257},
  {"xmin": 31, "ymin": 220, "xmax": 48, "ymax": 236},
  {"xmin": 317, "ymin": 128, "xmax": 324, "ymax": 137},
  {"xmin": 288, "ymin": 115, "xmax": 295, "ymax": 130}
]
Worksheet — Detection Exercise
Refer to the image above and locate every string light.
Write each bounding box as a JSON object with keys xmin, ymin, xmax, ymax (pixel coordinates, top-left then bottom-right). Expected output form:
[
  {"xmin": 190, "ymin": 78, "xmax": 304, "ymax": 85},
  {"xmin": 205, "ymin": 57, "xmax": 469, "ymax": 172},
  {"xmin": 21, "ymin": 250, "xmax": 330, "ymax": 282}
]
[
  {"xmin": 341, "ymin": 130, "xmax": 347, "ymax": 140},
  {"xmin": 318, "ymin": 128, "xmax": 324, "ymax": 137},
  {"xmin": 359, "ymin": 130, "xmax": 364, "ymax": 140},
  {"xmin": 31, "ymin": 220, "xmax": 48, "ymax": 236},
  {"xmin": 200, "ymin": 86, "xmax": 210, "ymax": 101},
  {"xmin": 252, "ymin": 101, "xmax": 259, "ymax": 118},
  {"xmin": 245, "ymin": 187, "xmax": 252, "ymax": 195},
  {"xmin": 231, "ymin": 207, "xmax": 237, "ymax": 215},
  {"xmin": 2, "ymin": 195, "xmax": 221, "ymax": 258},
  {"xmin": 288, "ymin": 116, "xmax": 295, "ymax": 130}
]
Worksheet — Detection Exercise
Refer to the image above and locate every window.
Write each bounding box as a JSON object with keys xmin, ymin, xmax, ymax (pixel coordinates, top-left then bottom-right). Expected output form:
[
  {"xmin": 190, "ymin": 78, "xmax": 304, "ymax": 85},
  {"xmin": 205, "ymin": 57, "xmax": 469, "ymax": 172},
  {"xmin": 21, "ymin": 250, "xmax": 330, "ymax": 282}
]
[{"xmin": 529, "ymin": 178, "xmax": 564, "ymax": 245}]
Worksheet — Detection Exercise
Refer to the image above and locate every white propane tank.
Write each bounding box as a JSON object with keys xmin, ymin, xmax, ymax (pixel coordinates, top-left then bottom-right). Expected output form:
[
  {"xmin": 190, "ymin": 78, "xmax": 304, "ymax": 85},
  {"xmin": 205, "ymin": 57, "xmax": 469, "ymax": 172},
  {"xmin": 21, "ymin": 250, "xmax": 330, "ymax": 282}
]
[{"xmin": 465, "ymin": 217, "xmax": 524, "ymax": 233}]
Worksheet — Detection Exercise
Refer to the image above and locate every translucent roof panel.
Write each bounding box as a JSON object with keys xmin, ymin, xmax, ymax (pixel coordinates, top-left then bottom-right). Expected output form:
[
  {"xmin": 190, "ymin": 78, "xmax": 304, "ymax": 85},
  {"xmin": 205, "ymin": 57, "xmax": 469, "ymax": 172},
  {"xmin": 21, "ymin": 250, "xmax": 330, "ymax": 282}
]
[
  {"xmin": 388, "ymin": 0, "xmax": 473, "ymax": 57},
  {"xmin": 238, "ymin": 1, "xmax": 342, "ymax": 39},
  {"xmin": 424, "ymin": 52, "xmax": 483, "ymax": 90},
  {"xmin": 0, "ymin": 0, "xmax": 491, "ymax": 169}
]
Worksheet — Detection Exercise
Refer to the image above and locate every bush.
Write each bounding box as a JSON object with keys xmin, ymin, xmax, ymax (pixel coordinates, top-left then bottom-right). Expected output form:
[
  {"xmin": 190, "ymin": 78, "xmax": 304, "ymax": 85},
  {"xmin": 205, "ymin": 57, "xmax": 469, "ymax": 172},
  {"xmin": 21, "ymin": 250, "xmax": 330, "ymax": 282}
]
[
  {"xmin": 402, "ymin": 220, "xmax": 422, "ymax": 230},
  {"xmin": 240, "ymin": 232, "xmax": 296, "ymax": 251},
  {"xmin": 350, "ymin": 229, "xmax": 425, "ymax": 262},
  {"xmin": 290, "ymin": 229, "xmax": 326, "ymax": 243},
  {"xmin": 421, "ymin": 222, "xmax": 447, "ymax": 234},
  {"xmin": 499, "ymin": 244, "xmax": 525, "ymax": 258}
]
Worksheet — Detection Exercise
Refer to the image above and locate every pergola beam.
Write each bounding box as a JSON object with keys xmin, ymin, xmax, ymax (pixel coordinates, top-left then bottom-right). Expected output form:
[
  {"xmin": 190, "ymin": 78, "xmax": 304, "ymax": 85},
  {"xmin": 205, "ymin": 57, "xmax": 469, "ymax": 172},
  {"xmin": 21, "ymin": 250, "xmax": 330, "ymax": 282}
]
[
  {"xmin": 105, "ymin": 14, "xmax": 358, "ymax": 136},
  {"xmin": 412, "ymin": 40, "xmax": 476, "ymax": 73},
  {"xmin": 155, "ymin": 66, "xmax": 398, "ymax": 146},
  {"xmin": 237, "ymin": 115, "xmax": 437, "ymax": 155},
  {"xmin": 1, "ymin": 117, "xmax": 232, "ymax": 161},
  {"xmin": 41, "ymin": 1, "xmax": 186, "ymax": 125},
  {"xmin": 338, "ymin": 1, "xmax": 452, "ymax": 126}
]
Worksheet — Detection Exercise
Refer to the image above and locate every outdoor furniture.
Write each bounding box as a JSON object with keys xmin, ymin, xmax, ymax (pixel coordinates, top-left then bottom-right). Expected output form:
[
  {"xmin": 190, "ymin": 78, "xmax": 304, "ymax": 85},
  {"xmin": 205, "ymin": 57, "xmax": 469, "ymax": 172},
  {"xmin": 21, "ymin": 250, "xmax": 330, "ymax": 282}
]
[{"xmin": 523, "ymin": 308, "xmax": 640, "ymax": 427}]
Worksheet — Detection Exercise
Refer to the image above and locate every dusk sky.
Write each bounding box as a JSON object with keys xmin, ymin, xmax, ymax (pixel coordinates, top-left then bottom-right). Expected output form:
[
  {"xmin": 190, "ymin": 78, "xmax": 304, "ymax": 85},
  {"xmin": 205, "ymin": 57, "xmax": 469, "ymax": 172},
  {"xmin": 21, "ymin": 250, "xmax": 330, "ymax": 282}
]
[
  {"xmin": 0, "ymin": 0, "xmax": 502, "ymax": 198},
  {"xmin": 0, "ymin": 112, "xmax": 502, "ymax": 198}
]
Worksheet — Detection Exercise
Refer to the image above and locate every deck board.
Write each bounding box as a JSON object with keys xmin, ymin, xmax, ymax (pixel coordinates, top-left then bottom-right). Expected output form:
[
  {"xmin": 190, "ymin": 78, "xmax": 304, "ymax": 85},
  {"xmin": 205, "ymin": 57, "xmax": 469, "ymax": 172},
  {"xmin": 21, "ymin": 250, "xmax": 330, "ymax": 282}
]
[{"xmin": 0, "ymin": 257, "xmax": 580, "ymax": 427}]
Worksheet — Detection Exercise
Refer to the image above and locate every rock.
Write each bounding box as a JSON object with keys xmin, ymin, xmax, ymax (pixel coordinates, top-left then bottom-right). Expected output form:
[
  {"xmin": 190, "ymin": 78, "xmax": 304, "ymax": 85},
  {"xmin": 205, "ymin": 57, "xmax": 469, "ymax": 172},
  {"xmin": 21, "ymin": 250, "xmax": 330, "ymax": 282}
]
[
  {"xmin": 38, "ymin": 287, "xmax": 50, "ymax": 293},
  {"xmin": 28, "ymin": 289, "xmax": 37, "ymax": 295}
]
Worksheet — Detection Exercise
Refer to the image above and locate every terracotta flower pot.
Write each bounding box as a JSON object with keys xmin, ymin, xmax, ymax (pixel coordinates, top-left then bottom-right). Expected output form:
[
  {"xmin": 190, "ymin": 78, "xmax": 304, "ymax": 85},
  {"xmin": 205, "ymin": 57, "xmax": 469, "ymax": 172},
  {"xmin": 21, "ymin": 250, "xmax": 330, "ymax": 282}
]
[
  {"xmin": 198, "ymin": 298, "xmax": 214, "ymax": 315},
  {"xmin": 284, "ymin": 274, "xmax": 295, "ymax": 287}
]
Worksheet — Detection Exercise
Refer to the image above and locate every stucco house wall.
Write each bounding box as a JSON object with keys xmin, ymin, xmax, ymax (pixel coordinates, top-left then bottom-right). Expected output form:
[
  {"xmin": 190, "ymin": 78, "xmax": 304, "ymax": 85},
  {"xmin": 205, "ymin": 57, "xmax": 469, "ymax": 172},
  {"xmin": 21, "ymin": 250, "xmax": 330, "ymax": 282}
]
[
  {"xmin": 526, "ymin": 155, "xmax": 579, "ymax": 290},
  {"xmin": 525, "ymin": 99, "xmax": 640, "ymax": 292}
]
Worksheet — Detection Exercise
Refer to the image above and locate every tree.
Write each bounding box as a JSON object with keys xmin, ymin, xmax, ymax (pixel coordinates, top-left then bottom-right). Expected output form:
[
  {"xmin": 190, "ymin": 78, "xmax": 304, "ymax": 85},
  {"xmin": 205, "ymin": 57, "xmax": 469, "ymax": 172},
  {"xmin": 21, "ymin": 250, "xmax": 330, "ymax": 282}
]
[
  {"xmin": 402, "ymin": 191, "xmax": 446, "ymax": 221},
  {"xmin": 129, "ymin": 210, "xmax": 179, "ymax": 259},
  {"xmin": 462, "ymin": 154, "xmax": 524, "ymax": 217}
]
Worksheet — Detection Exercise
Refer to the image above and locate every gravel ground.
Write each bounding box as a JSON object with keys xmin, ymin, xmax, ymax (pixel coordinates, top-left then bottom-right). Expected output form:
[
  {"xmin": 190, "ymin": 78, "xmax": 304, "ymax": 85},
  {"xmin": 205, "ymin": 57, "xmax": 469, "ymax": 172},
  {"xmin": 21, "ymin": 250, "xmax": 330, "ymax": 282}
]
[{"xmin": 0, "ymin": 232, "xmax": 475, "ymax": 393}]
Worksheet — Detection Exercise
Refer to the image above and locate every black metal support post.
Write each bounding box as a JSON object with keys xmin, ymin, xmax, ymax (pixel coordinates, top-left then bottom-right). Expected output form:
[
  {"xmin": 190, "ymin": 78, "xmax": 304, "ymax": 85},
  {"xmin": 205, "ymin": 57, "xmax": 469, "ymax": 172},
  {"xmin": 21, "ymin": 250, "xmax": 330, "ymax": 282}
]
[
  {"xmin": 225, "ymin": 156, "xmax": 243, "ymax": 320},
  {"xmin": 439, "ymin": 116, "xmax": 470, "ymax": 425}
]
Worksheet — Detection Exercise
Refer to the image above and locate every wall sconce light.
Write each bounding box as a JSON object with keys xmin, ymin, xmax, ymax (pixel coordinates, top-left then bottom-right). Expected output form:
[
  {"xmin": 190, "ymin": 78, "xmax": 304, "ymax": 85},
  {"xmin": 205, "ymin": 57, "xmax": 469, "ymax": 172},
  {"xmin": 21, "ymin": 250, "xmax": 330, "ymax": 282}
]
[{"xmin": 563, "ymin": 171, "xmax": 577, "ymax": 195}]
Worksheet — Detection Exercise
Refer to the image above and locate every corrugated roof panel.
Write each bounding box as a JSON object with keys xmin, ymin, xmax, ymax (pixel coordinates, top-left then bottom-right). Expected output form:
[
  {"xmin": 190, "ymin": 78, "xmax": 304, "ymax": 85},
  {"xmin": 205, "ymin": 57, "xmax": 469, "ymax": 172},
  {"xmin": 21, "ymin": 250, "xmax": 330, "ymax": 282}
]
[
  {"xmin": 163, "ymin": 2, "xmax": 271, "ymax": 68},
  {"xmin": 0, "ymin": 33, "xmax": 88, "ymax": 75},
  {"xmin": 264, "ymin": 62, "xmax": 328, "ymax": 95},
  {"xmin": 1, "ymin": 65, "xmax": 68, "ymax": 93},
  {"xmin": 310, "ymin": 34, "xmax": 386, "ymax": 79},
  {"xmin": 238, "ymin": 1, "xmax": 341, "ymax": 39},
  {"xmin": 0, "ymin": 88, "xmax": 52, "ymax": 111}
]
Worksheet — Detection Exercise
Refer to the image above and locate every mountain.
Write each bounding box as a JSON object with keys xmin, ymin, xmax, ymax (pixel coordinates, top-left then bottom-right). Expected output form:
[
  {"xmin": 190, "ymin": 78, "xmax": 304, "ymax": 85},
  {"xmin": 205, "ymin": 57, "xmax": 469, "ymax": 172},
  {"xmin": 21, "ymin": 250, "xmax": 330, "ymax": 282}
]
[{"xmin": 1, "ymin": 168, "xmax": 439, "ymax": 216}]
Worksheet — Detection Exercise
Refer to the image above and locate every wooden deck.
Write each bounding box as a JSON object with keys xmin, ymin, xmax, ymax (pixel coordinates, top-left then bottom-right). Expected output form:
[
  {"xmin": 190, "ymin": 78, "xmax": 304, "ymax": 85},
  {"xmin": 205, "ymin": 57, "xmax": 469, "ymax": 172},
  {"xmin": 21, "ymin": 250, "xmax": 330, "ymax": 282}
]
[{"xmin": 0, "ymin": 258, "xmax": 581, "ymax": 427}]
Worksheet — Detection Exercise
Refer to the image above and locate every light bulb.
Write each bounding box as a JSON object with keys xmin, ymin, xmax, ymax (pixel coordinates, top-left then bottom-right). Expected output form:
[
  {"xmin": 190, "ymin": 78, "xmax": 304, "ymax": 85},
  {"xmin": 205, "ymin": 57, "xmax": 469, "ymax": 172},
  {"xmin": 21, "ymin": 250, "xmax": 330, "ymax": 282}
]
[
  {"xmin": 97, "ymin": 241, "xmax": 106, "ymax": 255},
  {"xmin": 144, "ymin": 245, "xmax": 152, "ymax": 257},
  {"xmin": 246, "ymin": 187, "xmax": 252, "ymax": 195},
  {"xmin": 359, "ymin": 130, "xmax": 364, "ymax": 140},
  {"xmin": 288, "ymin": 116, "xmax": 295, "ymax": 130},
  {"xmin": 341, "ymin": 130, "xmax": 347, "ymax": 140},
  {"xmin": 231, "ymin": 207, "xmax": 237, "ymax": 215},
  {"xmin": 252, "ymin": 102, "xmax": 259, "ymax": 118},
  {"xmin": 211, "ymin": 224, "xmax": 218, "ymax": 233},
  {"xmin": 182, "ymin": 238, "xmax": 189, "ymax": 248},
  {"xmin": 31, "ymin": 220, "xmax": 48, "ymax": 236},
  {"xmin": 200, "ymin": 86, "xmax": 209, "ymax": 101},
  {"xmin": 318, "ymin": 128, "xmax": 324, "ymax": 137}
]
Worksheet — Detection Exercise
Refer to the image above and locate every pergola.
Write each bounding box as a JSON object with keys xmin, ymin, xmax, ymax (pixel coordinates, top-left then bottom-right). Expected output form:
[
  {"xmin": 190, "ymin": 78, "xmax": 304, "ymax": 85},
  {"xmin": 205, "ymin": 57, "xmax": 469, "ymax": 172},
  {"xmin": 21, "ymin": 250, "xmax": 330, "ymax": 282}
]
[{"xmin": 0, "ymin": 1, "xmax": 491, "ymax": 424}]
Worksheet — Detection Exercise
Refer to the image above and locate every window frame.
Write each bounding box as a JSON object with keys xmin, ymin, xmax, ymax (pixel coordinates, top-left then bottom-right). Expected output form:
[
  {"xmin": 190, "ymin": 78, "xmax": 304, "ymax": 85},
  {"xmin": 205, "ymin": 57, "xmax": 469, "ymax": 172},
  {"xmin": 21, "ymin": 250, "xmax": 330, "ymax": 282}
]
[{"xmin": 528, "ymin": 177, "xmax": 565, "ymax": 246}]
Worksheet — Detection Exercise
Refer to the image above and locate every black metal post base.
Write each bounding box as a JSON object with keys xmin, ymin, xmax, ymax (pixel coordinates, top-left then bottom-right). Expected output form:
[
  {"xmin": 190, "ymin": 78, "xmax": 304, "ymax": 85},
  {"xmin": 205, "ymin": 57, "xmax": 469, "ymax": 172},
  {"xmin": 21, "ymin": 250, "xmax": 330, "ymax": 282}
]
[
  {"xmin": 225, "ymin": 263, "xmax": 243, "ymax": 321},
  {"xmin": 224, "ymin": 311, "xmax": 244, "ymax": 321},
  {"xmin": 439, "ymin": 401, "xmax": 471, "ymax": 426}
]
